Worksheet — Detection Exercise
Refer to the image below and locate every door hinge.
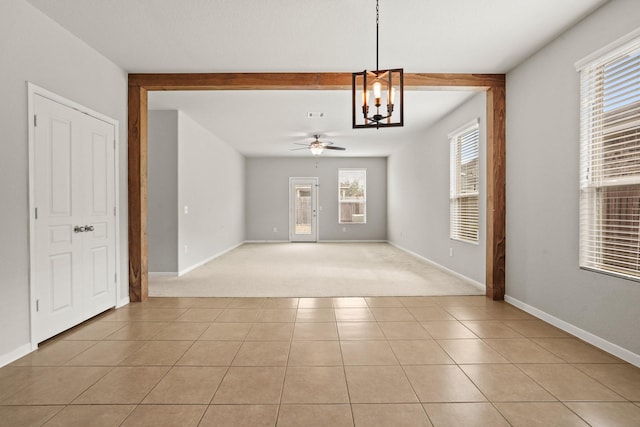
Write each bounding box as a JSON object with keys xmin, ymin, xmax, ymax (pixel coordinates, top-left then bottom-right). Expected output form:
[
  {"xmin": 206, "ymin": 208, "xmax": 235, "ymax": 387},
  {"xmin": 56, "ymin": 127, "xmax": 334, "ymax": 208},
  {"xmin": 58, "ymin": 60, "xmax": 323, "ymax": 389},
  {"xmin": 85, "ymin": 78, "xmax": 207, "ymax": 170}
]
[
  {"xmin": 34, "ymin": 115, "xmax": 37, "ymax": 127},
  {"xmin": 114, "ymin": 206, "xmax": 116, "ymax": 216},
  {"xmin": 36, "ymin": 299, "xmax": 39, "ymax": 312},
  {"xmin": 115, "ymin": 273, "xmax": 117, "ymax": 283},
  {"xmin": 34, "ymin": 207, "xmax": 38, "ymax": 219},
  {"xmin": 113, "ymin": 139, "xmax": 116, "ymax": 150}
]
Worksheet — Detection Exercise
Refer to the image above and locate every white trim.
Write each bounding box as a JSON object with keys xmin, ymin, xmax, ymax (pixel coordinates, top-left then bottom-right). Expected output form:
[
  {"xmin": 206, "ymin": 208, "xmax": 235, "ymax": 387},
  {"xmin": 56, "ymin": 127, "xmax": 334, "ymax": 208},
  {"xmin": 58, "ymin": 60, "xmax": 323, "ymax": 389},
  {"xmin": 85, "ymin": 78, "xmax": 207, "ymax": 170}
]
[
  {"xmin": 0, "ymin": 343, "xmax": 33, "ymax": 368},
  {"xmin": 505, "ymin": 295, "xmax": 640, "ymax": 368},
  {"xmin": 116, "ymin": 296, "xmax": 130, "ymax": 309},
  {"xmin": 244, "ymin": 240, "xmax": 290, "ymax": 244},
  {"xmin": 319, "ymin": 240, "xmax": 387, "ymax": 243},
  {"xmin": 575, "ymin": 27, "xmax": 640, "ymax": 71},
  {"xmin": 388, "ymin": 241, "xmax": 486, "ymax": 292},
  {"xmin": 26, "ymin": 82, "xmax": 120, "ymax": 349},
  {"xmin": 178, "ymin": 242, "xmax": 244, "ymax": 276}
]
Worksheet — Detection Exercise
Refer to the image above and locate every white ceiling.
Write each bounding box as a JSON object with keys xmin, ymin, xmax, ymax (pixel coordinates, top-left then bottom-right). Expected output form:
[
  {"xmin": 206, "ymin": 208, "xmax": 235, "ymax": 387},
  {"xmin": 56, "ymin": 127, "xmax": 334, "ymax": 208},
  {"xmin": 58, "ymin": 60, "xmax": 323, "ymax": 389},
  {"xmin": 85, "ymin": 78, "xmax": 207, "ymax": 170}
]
[{"xmin": 28, "ymin": 0, "xmax": 609, "ymax": 157}]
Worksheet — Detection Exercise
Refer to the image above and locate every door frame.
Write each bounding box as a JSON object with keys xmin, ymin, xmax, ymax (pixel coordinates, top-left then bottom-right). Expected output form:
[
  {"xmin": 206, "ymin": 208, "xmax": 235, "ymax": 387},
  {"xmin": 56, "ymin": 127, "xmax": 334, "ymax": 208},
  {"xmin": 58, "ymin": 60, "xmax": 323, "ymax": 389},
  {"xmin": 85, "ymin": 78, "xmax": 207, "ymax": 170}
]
[
  {"xmin": 289, "ymin": 177, "xmax": 319, "ymax": 242},
  {"xmin": 27, "ymin": 82, "xmax": 121, "ymax": 350},
  {"xmin": 128, "ymin": 72, "xmax": 506, "ymax": 301}
]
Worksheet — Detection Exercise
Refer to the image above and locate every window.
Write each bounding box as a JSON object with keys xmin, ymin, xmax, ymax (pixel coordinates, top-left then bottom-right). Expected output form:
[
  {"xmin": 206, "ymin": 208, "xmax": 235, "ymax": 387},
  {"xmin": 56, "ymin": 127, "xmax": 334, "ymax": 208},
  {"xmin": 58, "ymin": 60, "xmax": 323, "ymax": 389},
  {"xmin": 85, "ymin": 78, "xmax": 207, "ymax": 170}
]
[
  {"xmin": 577, "ymin": 34, "xmax": 640, "ymax": 280},
  {"xmin": 339, "ymin": 169, "xmax": 366, "ymax": 224},
  {"xmin": 450, "ymin": 119, "xmax": 480, "ymax": 243}
]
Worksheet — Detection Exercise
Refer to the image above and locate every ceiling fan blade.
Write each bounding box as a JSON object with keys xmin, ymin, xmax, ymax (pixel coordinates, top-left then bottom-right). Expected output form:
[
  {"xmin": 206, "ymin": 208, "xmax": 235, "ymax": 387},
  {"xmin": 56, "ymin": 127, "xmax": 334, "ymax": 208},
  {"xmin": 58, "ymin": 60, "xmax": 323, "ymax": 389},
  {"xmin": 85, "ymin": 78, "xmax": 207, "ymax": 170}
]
[
  {"xmin": 320, "ymin": 141, "xmax": 334, "ymax": 146},
  {"xmin": 293, "ymin": 142, "xmax": 311, "ymax": 146},
  {"xmin": 324, "ymin": 146, "xmax": 346, "ymax": 150},
  {"xmin": 290, "ymin": 147, "xmax": 310, "ymax": 151}
]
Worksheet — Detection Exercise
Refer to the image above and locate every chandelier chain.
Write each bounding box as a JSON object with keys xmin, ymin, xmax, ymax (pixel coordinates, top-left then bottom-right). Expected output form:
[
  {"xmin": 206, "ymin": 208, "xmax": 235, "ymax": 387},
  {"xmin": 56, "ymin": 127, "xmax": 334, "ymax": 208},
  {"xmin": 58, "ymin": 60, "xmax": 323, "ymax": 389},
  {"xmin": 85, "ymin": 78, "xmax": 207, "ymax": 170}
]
[{"xmin": 376, "ymin": 0, "xmax": 379, "ymax": 71}]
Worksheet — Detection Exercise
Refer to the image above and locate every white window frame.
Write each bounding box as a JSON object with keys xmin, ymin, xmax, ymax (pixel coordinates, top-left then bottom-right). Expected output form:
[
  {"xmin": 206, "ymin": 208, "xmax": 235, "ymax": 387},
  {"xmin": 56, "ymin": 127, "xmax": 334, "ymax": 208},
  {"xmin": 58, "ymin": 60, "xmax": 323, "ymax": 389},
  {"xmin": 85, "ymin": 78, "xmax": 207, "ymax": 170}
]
[
  {"xmin": 338, "ymin": 168, "xmax": 367, "ymax": 224},
  {"xmin": 449, "ymin": 118, "xmax": 480, "ymax": 244},
  {"xmin": 576, "ymin": 29, "xmax": 640, "ymax": 281}
]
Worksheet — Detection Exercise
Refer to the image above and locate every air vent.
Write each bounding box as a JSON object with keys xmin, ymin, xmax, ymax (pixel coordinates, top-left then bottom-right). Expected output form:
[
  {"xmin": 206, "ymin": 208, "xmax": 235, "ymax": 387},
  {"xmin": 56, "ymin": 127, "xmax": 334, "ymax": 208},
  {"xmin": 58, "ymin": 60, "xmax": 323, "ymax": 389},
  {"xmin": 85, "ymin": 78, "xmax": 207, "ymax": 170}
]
[{"xmin": 306, "ymin": 112, "xmax": 325, "ymax": 118}]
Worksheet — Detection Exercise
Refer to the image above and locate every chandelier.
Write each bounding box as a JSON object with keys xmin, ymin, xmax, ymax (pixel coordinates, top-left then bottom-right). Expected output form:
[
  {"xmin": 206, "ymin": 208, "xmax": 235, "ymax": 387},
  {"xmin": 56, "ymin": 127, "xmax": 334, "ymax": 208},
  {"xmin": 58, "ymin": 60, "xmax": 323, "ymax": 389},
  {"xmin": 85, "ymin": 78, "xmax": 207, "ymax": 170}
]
[{"xmin": 352, "ymin": 0, "xmax": 404, "ymax": 129}]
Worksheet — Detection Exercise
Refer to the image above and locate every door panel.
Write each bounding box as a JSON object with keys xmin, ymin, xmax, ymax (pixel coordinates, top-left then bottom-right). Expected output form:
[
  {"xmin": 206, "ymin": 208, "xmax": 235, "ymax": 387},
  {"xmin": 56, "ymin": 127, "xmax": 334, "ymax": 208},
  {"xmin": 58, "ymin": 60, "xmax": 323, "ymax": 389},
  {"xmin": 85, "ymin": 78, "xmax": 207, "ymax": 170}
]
[
  {"xmin": 49, "ymin": 118, "xmax": 73, "ymax": 216},
  {"xmin": 90, "ymin": 131, "xmax": 108, "ymax": 215},
  {"xmin": 34, "ymin": 95, "xmax": 84, "ymax": 341},
  {"xmin": 89, "ymin": 246, "xmax": 109, "ymax": 296},
  {"xmin": 33, "ymin": 94, "xmax": 116, "ymax": 343},
  {"xmin": 50, "ymin": 253, "xmax": 73, "ymax": 311},
  {"xmin": 82, "ymin": 118, "xmax": 116, "ymax": 314},
  {"xmin": 290, "ymin": 178, "xmax": 318, "ymax": 242}
]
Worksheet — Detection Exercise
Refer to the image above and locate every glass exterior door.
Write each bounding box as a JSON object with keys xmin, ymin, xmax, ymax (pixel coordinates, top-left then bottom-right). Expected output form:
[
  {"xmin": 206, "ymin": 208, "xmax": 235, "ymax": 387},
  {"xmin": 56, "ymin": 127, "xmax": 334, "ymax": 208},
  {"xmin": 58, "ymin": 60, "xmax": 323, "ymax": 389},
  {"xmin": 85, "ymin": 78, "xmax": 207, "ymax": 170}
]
[{"xmin": 290, "ymin": 178, "xmax": 318, "ymax": 242}]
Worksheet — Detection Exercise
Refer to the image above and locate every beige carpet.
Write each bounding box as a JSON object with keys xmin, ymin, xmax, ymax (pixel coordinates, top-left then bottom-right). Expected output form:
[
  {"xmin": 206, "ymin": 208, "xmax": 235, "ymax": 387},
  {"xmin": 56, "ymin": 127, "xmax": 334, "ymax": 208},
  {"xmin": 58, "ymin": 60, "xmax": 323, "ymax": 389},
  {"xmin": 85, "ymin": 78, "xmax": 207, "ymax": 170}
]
[{"xmin": 149, "ymin": 242, "xmax": 485, "ymax": 297}]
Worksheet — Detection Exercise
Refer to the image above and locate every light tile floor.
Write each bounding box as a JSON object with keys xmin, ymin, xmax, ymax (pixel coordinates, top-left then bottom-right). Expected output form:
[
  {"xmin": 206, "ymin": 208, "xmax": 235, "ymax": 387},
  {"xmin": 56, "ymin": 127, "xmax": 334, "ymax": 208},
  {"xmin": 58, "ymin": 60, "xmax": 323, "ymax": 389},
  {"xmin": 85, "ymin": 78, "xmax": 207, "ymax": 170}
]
[{"xmin": 1, "ymin": 296, "xmax": 640, "ymax": 426}]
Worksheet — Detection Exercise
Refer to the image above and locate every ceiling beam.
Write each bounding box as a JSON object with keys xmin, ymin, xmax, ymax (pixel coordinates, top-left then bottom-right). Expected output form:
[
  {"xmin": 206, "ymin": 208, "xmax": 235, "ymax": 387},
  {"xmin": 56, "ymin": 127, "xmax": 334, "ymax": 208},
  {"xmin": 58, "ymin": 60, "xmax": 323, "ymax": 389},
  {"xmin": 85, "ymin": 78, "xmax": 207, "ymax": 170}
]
[{"xmin": 128, "ymin": 72, "xmax": 504, "ymax": 91}]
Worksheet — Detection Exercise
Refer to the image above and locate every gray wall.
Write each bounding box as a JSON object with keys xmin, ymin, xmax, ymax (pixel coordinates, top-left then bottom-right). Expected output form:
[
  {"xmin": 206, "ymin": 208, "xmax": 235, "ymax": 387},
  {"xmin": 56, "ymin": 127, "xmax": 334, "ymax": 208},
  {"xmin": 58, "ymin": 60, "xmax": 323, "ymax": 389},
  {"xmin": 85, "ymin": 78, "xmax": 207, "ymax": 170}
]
[
  {"xmin": 506, "ymin": 0, "xmax": 640, "ymax": 357},
  {"xmin": 0, "ymin": 0, "xmax": 128, "ymax": 364},
  {"xmin": 177, "ymin": 112, "xmax": 246, "ymax": 274},
  {"xmin": 148, "ymin": 111, "xmax": 179, "ymax": 273},
  {"xmin": 387, "ymin": 93, "xmax": 487, "ymax": 285},
  {"xmin": 246, "ymin": 157, "xmax": 387, "ymax": 241}
]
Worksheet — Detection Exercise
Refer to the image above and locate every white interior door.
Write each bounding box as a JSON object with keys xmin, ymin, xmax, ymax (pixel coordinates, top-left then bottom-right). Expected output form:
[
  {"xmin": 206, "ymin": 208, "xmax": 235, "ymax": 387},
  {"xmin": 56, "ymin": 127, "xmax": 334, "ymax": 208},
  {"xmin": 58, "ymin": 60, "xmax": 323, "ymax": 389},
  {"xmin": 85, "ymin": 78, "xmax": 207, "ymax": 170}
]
[
  {"xmin": 290, "ymin": 178, "xmax": 318, "ymax": 242},
  {"xmin": 32, "ymin": 94, "xmax": 116, "ymax": 343}
]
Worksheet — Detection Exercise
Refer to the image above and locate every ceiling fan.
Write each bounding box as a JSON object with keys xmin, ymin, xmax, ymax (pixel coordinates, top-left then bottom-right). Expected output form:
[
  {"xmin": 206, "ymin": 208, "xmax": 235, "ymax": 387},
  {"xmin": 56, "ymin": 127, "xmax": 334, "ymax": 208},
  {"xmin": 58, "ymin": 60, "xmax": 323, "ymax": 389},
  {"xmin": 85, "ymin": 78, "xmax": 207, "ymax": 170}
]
[{"xmin": 291, "ymin": 134, "xmax": 346, "ymax": 156}]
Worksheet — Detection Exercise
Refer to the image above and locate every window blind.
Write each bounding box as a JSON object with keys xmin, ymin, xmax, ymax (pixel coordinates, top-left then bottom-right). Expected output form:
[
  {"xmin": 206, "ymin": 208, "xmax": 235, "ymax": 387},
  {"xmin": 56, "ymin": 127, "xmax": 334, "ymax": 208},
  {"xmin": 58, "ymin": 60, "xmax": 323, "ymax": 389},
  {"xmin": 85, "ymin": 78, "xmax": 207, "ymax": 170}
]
[
  {"xmin": 578, "ymin": 34, "xmax": 640, "ymax": 280},
  {"xmin": 450, "ymin": 119, "xmax": 480, "ymax": 243}
]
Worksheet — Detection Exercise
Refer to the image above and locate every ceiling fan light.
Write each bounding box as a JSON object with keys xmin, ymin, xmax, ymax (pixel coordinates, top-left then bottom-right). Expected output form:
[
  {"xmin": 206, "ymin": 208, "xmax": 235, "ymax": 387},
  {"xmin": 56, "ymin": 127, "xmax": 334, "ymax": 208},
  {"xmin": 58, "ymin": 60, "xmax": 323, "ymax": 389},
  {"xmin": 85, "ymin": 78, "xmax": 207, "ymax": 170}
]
[{"xmin": 310, "ymin": 145, "xmax": 324, "ymax": 156}]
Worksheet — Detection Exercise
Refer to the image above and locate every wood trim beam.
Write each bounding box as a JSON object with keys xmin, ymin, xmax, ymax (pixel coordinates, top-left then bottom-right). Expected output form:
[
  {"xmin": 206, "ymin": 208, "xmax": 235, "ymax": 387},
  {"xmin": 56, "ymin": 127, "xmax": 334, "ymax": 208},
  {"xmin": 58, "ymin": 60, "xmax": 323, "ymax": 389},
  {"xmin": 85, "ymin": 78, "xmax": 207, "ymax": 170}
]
[
  {"xmin": 127, "ymin": 72, "xmax": 506, "ymax": 301},
  {"xmin": 128, "ymin": 85, "xmax": 148, "ymax": 302},
  {"xmin": 486, "ymin": 85, "xmax": 506, "ymax": 300},
  {"xmin": 128, "ymin": 72, "xmax": 505, "ymax": 91}
]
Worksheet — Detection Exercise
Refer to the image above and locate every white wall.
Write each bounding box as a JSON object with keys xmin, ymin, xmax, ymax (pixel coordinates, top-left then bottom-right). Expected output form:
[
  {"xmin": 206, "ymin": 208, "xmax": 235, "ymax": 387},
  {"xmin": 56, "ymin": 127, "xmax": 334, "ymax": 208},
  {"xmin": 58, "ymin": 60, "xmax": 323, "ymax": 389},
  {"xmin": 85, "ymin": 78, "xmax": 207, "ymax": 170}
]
[
  {"xmin": 506, "ymin": 0, "xmax": 640, "ymax": 359},
  {"xmin": 246, "ymin": 157, "xmax": 387, "ymax": 241},
  {"xmin": 387, "ymin": 93, "xmax": 487, "ymax": 285},
  {"xmin": 0, "ymin": 0, "xmax": 128, "ymax": 364},
  {"xmin": 148, "ymin": 110, "xmax": 179, "ymax": 273},
  {"xmin": 177, "ymin": 112, "xmax": 246, "ymax": 274}
]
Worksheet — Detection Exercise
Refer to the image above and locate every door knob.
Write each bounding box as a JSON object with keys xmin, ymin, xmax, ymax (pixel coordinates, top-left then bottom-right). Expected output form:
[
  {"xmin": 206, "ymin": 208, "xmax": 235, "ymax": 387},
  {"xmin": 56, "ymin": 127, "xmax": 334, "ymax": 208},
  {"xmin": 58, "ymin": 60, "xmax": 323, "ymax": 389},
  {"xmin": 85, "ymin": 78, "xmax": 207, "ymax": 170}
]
[
  {"xmin": 85, "ymin": 225, "xmax": 95, "ymax": 232},
  {"xmin": 74, "ymin": 226, "xmax": 86, "ymax": 233}
]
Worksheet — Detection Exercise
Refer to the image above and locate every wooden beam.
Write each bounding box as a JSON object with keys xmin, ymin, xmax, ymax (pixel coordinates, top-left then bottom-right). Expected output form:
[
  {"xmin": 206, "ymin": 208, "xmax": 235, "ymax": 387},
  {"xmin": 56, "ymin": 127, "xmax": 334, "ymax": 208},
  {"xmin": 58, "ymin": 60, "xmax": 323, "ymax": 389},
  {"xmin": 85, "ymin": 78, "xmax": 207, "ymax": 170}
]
[
  {"xmin": 128, "ymin": 72, "xmax": 352, "ymax": 91},
  {"xmin": 128, "ymin": 85, "xmax": 148, "ymax": 302},
  {"xmin": 128, "ymin": 72, "xmax": 505, "ymax": 91},
  {"xmin": 127, "ymin": 72, "xmax": 507, "ymax": 302},
  {"xmin": 486, "ymin": 85, "xmax": 506, "ymax": 300}
]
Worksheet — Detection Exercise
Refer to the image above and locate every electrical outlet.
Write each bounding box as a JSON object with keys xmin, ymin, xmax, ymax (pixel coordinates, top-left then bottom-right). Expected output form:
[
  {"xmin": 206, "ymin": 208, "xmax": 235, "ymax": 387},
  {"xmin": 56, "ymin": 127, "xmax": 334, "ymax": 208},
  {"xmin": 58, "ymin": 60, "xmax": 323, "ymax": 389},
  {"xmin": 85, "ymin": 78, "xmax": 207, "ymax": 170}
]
[
  {"xmin": 449, "ymin": 248, "xmax": 453, "ymax": 257},
  {"xmin": 273, "ymin": 227, "xmax": 277, "ymax": 232},
  {"xmin": 183, "ymin": 206, "xmax": 189, "ymax": 214},
  {"xmin": 343, "ymin": 227, "xmax": 347, "ymax": 232},
  {"xmin": 184, "ymin": 245, "xmax": 188, "ymax": 254}
]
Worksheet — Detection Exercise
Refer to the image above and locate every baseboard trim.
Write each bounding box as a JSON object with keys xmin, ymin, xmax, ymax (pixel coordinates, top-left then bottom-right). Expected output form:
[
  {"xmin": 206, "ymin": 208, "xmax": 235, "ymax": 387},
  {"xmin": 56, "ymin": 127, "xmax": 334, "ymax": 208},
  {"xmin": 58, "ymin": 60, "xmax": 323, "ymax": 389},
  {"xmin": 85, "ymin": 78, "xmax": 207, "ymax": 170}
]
[
  {"xmin": 505, "ymin": 295, "xmax": 640, "ymax": 367},
  {"xmin": 244, "ymin": 240, "xmax": 388, "ymax": 244},
  {"xmin": 116, "ymin": 296, "xmax": 130, "ymax": 309},
  {"xmin": 178, "ymin": 242, "xmax": 244, "ymax": 276},
  {"xmin": 388, "ymin": 241, "xmax": 486, "ymax": 292},
  {"xmin": 149, "ymin": 272, "xmax": 178, "ymax": 277},
  {"xmin": 318, "ymin": 240, "xmax": 388, "ymax": 243},
  {"xmin": 0, "ymin": 342, "xmax": 33, "ymax": 368}
]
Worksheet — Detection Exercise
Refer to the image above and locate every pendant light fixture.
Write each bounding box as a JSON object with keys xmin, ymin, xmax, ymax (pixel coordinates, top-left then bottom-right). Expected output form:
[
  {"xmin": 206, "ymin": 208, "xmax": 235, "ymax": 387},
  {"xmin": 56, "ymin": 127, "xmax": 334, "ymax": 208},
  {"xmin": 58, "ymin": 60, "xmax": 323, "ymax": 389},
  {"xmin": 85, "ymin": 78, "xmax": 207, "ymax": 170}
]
[{"xmin": 352, "ymin": 0, "xmax": 403, "ymax": 129}]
